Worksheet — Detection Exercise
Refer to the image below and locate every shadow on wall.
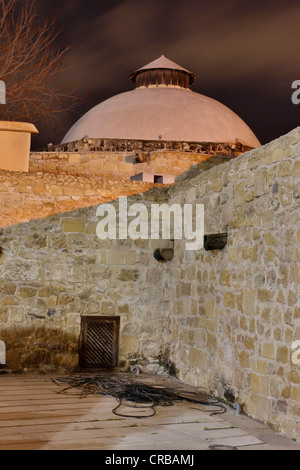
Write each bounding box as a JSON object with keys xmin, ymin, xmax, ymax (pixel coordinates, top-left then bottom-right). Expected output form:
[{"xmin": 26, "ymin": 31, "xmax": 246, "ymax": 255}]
[{"xmin": 0, "ymin": 325, "xmax": 79, "ymax": 373}]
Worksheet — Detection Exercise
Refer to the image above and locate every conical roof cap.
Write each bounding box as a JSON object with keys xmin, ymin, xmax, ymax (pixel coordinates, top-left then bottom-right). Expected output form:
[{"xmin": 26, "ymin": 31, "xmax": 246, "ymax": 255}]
[{"xmin": 129, "ymin": 55, "xmax": 196, "ymax": 84}]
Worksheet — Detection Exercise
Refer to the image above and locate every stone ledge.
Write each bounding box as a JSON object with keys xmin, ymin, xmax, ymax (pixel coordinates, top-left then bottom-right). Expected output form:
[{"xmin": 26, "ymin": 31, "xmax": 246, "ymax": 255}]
[{"xmin": 47, "ymin": 137, "xmax": 253, "ymax": 156}]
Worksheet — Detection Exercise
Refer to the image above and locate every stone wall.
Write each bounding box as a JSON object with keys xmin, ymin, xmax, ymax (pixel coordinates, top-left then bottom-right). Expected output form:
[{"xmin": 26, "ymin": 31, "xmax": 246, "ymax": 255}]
[
  {"xmin": 0, "ymin": 147, "xmax": 230, "ymax": 228},
  {"xmin": 29, "ymin": 150, "xmax": 220, "ymax": 180},
  {"xmin": 0, "ymin": 170, "xmax": 155, "ymax": 228},
  {"xmin": 0, "ymin": 189, "xmax": 170, "ymax": 373},
  {"xmin": 164, "ymin": 127, "xmax": 300, "ymax": 441},
  {"xmin": 49, "ymin": 136, "xmax": 251, "ymax": 156}
]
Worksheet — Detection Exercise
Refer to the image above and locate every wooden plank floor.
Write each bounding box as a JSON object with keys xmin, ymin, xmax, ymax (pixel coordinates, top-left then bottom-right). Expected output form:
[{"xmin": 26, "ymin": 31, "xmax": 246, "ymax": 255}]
[{"xmin": 0, "ymin": 374, "xmax": 299, "ymax": 450}]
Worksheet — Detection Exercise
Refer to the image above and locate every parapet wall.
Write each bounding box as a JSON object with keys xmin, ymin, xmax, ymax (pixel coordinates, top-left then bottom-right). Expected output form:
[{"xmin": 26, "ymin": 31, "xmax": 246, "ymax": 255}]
[
  {"xmin": 0, "ymin": 170, "xmax": 155, "ymax": 228},
  {"xmin": 29, "ymin": 150, "xmax": 219, "ymax": 180},
  {"xmin": 51, "ymin": 137, "xmax": 251, "ymax": 156},
  {"xmin": 0, "ymin": 148, "xmax": 223, "ymax": 227}
]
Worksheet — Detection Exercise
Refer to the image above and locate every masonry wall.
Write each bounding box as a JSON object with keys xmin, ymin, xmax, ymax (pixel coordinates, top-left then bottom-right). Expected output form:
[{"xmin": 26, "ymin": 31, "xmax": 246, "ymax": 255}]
[
  {"xmin": 29, "ymin": 150, "xmax": 217, "ymax": 179},
  {"xmin": 50, "ymin": 136, "xmax": 250, "ymax": 156},
  {"xmin": 0, "ymin": 190, "xmax": 170, "ymax": 373},
  {"xmin": 0, "ymin": 170, "xmax": 154, "ymax": 228},
  {"xmin": 164, "ymin": 127, "xmax": 300, "ymax": 441}
]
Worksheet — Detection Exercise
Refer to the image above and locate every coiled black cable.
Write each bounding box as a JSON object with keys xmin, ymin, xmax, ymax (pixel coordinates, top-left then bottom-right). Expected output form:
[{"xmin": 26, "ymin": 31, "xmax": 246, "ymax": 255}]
[{"xmin": 52, "ymin": 374, "xmax": 227, "ymax": 418}]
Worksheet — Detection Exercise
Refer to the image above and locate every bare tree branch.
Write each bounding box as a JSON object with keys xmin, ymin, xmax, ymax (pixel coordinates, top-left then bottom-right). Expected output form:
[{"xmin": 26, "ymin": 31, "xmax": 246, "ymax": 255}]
[{"xmin": 0, "ymin": 0, "xmax": 80, "ymax": 125}]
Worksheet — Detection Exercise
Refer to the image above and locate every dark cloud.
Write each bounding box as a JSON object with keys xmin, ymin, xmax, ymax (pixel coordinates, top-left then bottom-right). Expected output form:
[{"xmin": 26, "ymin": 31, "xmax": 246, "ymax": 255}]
[{"xmin": 33, "ymin": 0, "xmax": 300, "ymax": 148}]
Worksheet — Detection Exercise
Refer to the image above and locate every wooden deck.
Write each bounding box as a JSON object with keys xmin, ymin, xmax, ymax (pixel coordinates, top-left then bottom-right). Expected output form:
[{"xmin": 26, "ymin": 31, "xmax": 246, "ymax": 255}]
[{"xmin": 0, "ymin": 374, "xmax": 299, "ymax": 450}]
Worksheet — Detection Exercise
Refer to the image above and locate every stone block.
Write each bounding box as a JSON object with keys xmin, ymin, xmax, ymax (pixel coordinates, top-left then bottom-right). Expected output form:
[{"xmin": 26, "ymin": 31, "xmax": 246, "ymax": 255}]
[
  {"xmin": 279, "ymin": 188, "xmax": 292, "ymax": 206},
  {"xmin": 264, "ymin": 233, "xmax": 279, "ymax": 246},
  {"xmin": 278, "ymin": 159, "xmax": 292, "ymax": 177},
  {"xmin": 145, "ymin": 268, "xmax": 161, "ymax": 284},
  {"xmin": 189, "ymin": 347, "xmax": 206, "ymax": 370},
  {"xmin": 251, "ymin": 373, "xmax": 261, "ymax": 393},
  {"xmin": 120, "ymin": 334, "xmax": 140, "ymax": 356},
  {"xmin": 239, "ymin": 350, "xmax": 250, "ymax": 368},
  {"xmin": 204, "ymin": 295, "xmax": 215, "ymax": 318},
  {"xmin": 3, "ymin": 284, "xmax": 16, "ymax": 295},
  {"xmin": 257, "ymin": 360, "xmax": 268, "ymax": 374},
  {"xmin": 247, "ymin": 393, "xmax": 270, "ymax": 422},
  {"xmin": 46, "ymin": 260, "xmax": 69, "ymax": 282},
  {"xmin": 101, "ymin": 301, "xmax": 115, "ymax": 315},
  {"xmin": 292, "ymin": 161, "xmax": 300, "ymax": 178},
  {"xmin": 219, "ymin": 270, "xmax": 230, "ymax": 286},
  {"xmin": 258, "ymin": 289, "xmax": 274, "ymax": 302},
  {"xmin": 292, "ymin": 386, "xmax": 300, "ymax": 402},
  {"xmin": 125, "ymin": 251, "xmax": 137, "ymax": 265},
  {"xmin": 244, "ymin": 336, "xmax": 255, "ymax": 350},
  {"xmin": 18, "ymin": 287, "xmax": 37, "ymax": 298},
  {"xmin": 254, "ymin": 168, "xmax": 267, "ymax": 196},
  {"xmin": 276, "ymin": 346, "xmax": 288, "ymax": 364},
  {"xmin": 5, "ymin": 260, "xmax": 40, "ymax": 282},
  {"xmin": 9, "ymin": 307, "xmax": 24, "ymax": 323},
  {"xmin": 63, "ymin": 218, "xmax": 84, "ymax": 233},
  {"xmin": 234, "ymin": 182, "xmax": 246, "ymax": 204},
  {"xmin": 68, "ymin": 154, "xmax": 81, "ymax": 164},
  {"xmin": 211, "ymin": 176, "xmax": 222, "ymax": 192},
  {"xmin": 244, "ymin": 289, "xmax": 257, "ymax": 316},
  {"xmin": 223, "ymin": 292, "xmax": 235, "ymax": 309},
  {"xmin": 117, "ymin": 269, "xmax": 139, "ymax": 282},
  {"xmin": 263, "ymin": 147, "xmax": 285, "ymax": 164},
  {"xmin": 108, "ymin": 249, "xmax": 126, "ymax": 265},
  {"xmin": 262, "ymin": 342, "xmax": 275, "ymax": 359}
]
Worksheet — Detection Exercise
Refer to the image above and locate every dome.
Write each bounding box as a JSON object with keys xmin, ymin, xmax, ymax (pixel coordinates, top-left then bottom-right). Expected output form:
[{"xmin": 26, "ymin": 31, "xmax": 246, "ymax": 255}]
[{"xmin": 62, "ymin": 56, "xmax": 260, "ymax": 148}]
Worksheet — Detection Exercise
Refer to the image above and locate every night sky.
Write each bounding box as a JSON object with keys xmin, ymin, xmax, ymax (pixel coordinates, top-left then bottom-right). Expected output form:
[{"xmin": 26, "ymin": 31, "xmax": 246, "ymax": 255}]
[{"xmin": 34, "ymin": 0, "xmax": 300, "ymax": 148}]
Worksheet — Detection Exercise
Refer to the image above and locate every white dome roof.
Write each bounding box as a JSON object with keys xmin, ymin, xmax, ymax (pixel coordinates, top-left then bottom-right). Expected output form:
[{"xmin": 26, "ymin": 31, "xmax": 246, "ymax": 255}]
[
  {"xmin": 62, "ymin": 56, "xmax": 260, "ymax": 148},
  {"xmin": 62, "ymin": 88, "xmax": 260, "ymax": 147}
]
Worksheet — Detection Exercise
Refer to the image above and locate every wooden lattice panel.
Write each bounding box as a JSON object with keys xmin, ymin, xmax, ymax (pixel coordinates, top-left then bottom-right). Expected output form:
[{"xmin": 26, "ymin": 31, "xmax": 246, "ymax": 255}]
[{"xmin": 80, "ymin": 316, "xmax": 120, "ymax": 368}]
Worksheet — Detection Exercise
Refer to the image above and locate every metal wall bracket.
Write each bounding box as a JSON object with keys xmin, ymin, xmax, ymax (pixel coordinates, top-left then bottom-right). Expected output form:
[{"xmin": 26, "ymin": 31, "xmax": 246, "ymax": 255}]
[{"xmin": 204, "ymin": 233, "xmax": 228, "ymax": 251}]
